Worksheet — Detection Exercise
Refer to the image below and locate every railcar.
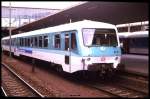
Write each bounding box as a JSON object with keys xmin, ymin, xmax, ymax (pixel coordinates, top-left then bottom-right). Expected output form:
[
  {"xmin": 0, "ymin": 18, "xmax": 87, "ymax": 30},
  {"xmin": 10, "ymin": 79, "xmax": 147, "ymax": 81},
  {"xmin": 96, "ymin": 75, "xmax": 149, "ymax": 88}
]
[
  {"xmin": 118, "ymin": 31, "xmax": 148, "ymax": 55},
  {"xmin": 2, "ymin": 20, "xmax": 122, "ymax": 74},
  {"xmin": 117, "ymin": 21, "xmax": 149, "ymax": 55}
]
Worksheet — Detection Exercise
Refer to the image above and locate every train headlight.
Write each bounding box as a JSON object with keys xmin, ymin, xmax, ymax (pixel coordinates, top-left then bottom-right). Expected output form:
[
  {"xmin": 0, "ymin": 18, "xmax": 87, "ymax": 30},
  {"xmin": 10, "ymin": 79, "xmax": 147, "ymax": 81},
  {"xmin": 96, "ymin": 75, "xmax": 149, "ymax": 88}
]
[
  {"xmin": 87, "ymin": 58, "xmax": 91, "ymax": 61},
  {"xmin": 85, "ymin": 58, "xmax": 92, "ymax": 65}
]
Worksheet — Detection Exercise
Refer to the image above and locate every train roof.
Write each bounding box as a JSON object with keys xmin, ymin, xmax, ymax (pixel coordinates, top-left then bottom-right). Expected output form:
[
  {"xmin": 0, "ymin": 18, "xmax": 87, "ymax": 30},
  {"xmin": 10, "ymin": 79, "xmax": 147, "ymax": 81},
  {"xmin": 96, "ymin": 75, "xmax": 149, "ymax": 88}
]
[
  {"xmin": 2, "ymin": 20, "xmax": 116, "ymax": 40},
  {"xmin": 118, "ymin": 31, "xmax": 148, "ymax": 38},
  {"xmin": 116, "ymin": 21, "xmax": 148, "ymax": 28}
]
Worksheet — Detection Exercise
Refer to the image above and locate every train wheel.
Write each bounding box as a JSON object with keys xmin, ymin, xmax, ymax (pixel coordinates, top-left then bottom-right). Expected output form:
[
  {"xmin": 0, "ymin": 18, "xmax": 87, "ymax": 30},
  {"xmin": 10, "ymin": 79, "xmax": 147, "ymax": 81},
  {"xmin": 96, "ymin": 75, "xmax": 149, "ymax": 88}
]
[
  {"xmin": 82, "ymin": 71, "xmax": 89, "ymax": 80},
  {"xmin": 75, "ymin": 71, "xmax": 89, "ymax": 80},
  {"xmin": 56, "ymin": 66, "xmax": 63, "ymax": 74},
  {"xmin": 105, "ymin": 69, "xmax": 116, "ymax": 80},
  {"xmin": 117, "ymin": 63, "xmax": 125, "ymax": 72}
]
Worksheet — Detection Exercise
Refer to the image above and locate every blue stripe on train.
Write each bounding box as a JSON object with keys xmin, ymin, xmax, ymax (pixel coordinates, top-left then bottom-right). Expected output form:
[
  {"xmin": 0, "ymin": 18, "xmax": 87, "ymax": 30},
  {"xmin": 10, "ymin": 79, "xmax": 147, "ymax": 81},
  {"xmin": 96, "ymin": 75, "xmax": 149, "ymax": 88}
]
[
  {"xmin": 18, "ymin": 46, "xmax": 121, "ymax": 57},
  {"xmin": 18, "ymin": 48, "xmax": 32, "ymax": 54},
  {"xmin": 25, "ymin": 49, "xmax": 32, "ymax": 54},
  {"xmin": 81, "ymin": 47, "xmax": 121, "ymax": 56}
]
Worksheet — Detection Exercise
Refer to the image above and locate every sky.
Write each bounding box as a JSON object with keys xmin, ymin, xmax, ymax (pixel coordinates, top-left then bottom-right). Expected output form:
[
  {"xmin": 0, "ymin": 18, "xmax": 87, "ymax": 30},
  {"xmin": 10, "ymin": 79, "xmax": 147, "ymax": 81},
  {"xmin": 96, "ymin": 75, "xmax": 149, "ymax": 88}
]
[{"xmin": 2, "ymin": 1, "xmax": 85, "ymax": 9}]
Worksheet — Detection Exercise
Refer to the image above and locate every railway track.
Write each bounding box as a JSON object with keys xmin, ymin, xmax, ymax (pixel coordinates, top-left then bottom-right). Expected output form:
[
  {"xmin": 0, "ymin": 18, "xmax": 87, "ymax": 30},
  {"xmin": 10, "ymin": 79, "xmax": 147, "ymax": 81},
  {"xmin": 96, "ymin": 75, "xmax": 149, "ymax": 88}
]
[
  {"xmin": 1, "ymin": 86, "xmax": 7, "ymax": 96},
  {"xmin": 71, "ymin": 72, "xmax": 148, "ymax": 98},
  {"xmin": 1, "ymin": 55, "xmax": 148, "ymax": 97},
  {"xmin": 78, "ymin": 71, "xmax": 149, "ymax": 98},
  {"xmin": 117, "ymin": 70, "xmax": 148, "ymax": 82},
  {"xmin": 1, "ymin": 63, "xmax": 44, "ymax": 97},
  {"xmin": 115, "ymin": 72, "xmax": 148, "ymax": 94},
  {"xmin": 84, "ymin": 81, "xmax": 148, "ymax": 98}
]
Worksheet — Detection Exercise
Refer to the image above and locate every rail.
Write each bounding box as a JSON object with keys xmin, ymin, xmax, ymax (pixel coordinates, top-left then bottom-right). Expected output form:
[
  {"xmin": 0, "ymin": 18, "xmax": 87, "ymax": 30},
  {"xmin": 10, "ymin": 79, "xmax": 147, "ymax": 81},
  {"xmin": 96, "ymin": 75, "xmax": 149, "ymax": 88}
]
[{"xmin": 2, "ymin": 63, "xmax": 44, "ymax": 97}]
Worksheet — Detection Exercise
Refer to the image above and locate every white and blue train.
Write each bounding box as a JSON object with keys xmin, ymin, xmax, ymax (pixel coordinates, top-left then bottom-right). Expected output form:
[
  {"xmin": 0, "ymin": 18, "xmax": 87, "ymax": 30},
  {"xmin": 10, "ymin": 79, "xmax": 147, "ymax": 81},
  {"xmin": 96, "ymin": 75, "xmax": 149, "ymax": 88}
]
[{"xmin": 2, "ymin": 20, "xmax": 122, "ymax": 74}]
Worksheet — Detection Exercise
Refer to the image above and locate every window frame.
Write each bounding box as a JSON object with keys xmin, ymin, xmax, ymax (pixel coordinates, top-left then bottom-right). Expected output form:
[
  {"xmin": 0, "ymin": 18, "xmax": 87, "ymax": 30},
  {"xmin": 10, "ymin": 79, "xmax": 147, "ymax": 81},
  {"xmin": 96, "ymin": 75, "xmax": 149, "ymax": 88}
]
[
  {"xmin": 43, "ymin": 35, "xmax": 48, "ymax": 48},
  {"xmin": 34, "ymin": 36, "xmax": 38, "ymax": 48},
  {"xmin": 54, "ymin": 33, "xmax": 61, "ymax": 49},
  {"xmin": 38, "ymin": 35, "xmax": 43, "ymax": 48},
  {"xmin": 71, "ymin": 33, "xmax": 77, "ymax": 50},
  {"xmin": 82, "ymin": 28, "xmax": 118, "ymax": 47}
]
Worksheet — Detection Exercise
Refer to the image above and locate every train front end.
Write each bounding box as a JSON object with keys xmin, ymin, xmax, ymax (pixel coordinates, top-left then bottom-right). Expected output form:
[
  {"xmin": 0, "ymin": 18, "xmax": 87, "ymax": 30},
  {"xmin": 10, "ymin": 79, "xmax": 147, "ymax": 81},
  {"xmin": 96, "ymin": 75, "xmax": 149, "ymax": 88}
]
[{"xmin": 80, "ymin": 28, "xmax": 121, "ymax": 74}]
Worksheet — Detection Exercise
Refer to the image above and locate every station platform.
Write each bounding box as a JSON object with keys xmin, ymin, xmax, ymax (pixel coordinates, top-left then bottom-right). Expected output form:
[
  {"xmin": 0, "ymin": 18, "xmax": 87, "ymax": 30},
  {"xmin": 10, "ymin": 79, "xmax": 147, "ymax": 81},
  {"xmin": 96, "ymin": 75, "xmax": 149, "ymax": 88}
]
[{"xmin": 120, "ymin": 54, "xmax": 149, "ymax": 76}]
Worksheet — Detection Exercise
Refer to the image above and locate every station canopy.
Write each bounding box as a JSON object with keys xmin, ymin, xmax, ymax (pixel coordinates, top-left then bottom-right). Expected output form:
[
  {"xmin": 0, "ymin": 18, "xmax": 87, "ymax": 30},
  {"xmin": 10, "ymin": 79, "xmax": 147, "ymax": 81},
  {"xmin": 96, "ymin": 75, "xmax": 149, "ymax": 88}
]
[{"xmin": 12, "ymin": 2, "xmax": 148, "ymax": 34}]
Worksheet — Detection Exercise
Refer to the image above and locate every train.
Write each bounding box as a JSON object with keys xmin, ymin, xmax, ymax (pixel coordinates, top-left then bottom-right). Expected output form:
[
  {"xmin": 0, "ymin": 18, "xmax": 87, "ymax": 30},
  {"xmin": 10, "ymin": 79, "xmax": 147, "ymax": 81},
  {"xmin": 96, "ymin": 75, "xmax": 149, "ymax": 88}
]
[
  {"xmin": 2, "ymin": 20, "xmax": 122, "ymax": 75},
  {"xmin": 117, "ymin": 21, "xmax": 149, "ymax": 55}
]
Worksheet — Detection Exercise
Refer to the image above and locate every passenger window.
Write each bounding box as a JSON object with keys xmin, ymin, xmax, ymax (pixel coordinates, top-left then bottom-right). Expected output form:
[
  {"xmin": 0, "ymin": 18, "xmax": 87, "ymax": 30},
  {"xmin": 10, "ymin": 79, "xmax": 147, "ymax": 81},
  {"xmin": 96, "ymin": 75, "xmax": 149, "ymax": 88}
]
[
  {"xmin": 7, "ymin": 40, "xmax": 9, "ymax": 45},
  {"xmin": 22, "ymin": 38, "xmax": 24, "ymax": 46},
  {"xmin": 21, "ymin": 38, "xmax": 23, "ymax": 46},
  {"xmin": 6, "ymin": 40, "xmax": 7, "ymax": 45},
  {"xmin": 71, "ymin": 33, "xmax": 77, "ymax": 50},
  {"xmin": 39, "ymin": 36, "xmax": 43, "ymax": 48},
  {"xmin": 24, "ymin": 38, "xmax": 26, "ymax": 46},
  {"xmin": 8, "ymin": 40, "xmax": 9, "ymax": 45},
  {"xmin": 44, "ymin": 36, "xmax": 48, "ymax": 48},
  {"xmin": 15, "ymin": 38, "xmax": 17, "ymax": 46},
  {"xmin": 30, "ymin": 37, "xmax": 34, "ymax": 47},
  {"xmin": 19, "ymin": 38, "xmax": 21, "ymax": 46},
  {"xmin": 65, "ymin": 34, "xmax": 69, "ymax": 50},
  {"xmin": 25, "ymin": 38, "xmax": 28, "ymax": 47},
  {"xmin": 27, "ymin": 38, "xmax": 30, "ymax": 47},
  {"xmin": 34, "ymin": 37, "xmax": 38, "ymax": 47},
  {"xmin": 55, "ymin": 34, "xmax": 60, "ymax": 48}
]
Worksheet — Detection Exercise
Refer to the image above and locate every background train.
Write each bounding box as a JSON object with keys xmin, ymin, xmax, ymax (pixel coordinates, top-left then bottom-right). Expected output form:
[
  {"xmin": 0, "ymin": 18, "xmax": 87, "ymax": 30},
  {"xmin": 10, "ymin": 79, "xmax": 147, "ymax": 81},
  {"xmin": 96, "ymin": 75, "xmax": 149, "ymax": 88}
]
[
  {"xmin": 118, "ymin": 31, "xmax": 148, "ymax": 55},
  {"xmin": 2, "ymin": 20, "xmax": 122, "ymax": 75},
  {"xmin": 117, "ymin": 21, "xmax": 148, "ymax": 55}
]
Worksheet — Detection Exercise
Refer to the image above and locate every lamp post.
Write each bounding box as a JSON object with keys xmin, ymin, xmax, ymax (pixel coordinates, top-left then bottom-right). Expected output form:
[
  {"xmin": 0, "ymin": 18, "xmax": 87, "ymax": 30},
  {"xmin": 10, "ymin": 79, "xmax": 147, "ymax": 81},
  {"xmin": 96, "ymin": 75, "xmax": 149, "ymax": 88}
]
[{"xmin": 9, "ymin": 2, "xmax": 12, "ymax": 58}]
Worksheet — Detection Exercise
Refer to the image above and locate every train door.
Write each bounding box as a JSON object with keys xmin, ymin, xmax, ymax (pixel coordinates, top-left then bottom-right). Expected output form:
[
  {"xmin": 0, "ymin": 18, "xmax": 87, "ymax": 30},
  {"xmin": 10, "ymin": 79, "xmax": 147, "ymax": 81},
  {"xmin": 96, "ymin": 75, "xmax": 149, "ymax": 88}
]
[
  {"xmin": 64, "ymin": 31, "xmax": 77, "ymax": 72},
  {"xmin": 64, "ymin": 33, "xmax": 71, "ymax": 72}
]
